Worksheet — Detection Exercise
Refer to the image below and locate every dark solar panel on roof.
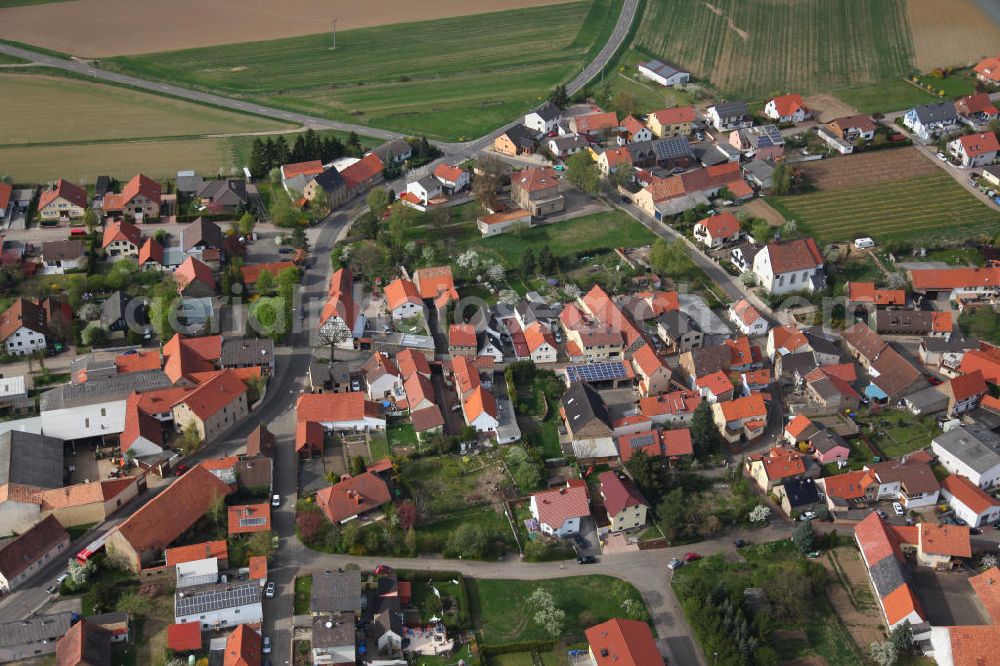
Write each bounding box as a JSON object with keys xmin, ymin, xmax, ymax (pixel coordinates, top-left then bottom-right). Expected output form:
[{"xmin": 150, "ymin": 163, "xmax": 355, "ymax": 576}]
[
  {"xmin": 565, "ymin": 362, "xmax": 629, "ymax": 383},
  {"xmin": 629, "ymin": 433, "xmax": 655, "ymax": 448}
]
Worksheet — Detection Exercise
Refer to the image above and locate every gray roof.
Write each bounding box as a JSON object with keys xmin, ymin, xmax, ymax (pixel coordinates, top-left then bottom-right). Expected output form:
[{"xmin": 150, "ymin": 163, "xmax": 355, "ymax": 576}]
[
  {"xmin": 912, "ymin": 102, "xmax": 958, "ymax": 125},
  {"xmin": 532, "ymin": 101, "xmax": 562, "ymax": 122},
  {"xmin": 221, "ymin": 337, "xmax": 274, "ymax": 367},
  {"xmin": 312, "ymin": 613, "xmax": 356, "ymax": 648},
  {"xmin": 311, "ymin": 570, "xmax": 362, "ymax": 614},
  {"xmin": 176, "ymin": 171, "xmax": 204, "ymax": 195},
  {"xmin": 181, "ymin": 217, "xmax": 224, "ymax": 251},
  {"xmin": 779, "ymin": 477, "xmax": 820, "ymax": 508},
  {"xmin": 375, "ymin": 138, "xmax": 412, "ymax": 161},
  {"xmin": 515, "ymin": 301, "xmax": 557, "ymax": 325},
  {"xmin": 712, "ymin": 100, "xmax": 749, "ymax": 118},
  {"xmin": 41, "ymin": 370, "xmax": 170, "ymax": 411},
  {"xmin": 314, "ymin": 167, "xmax": 346, "ymax": 195},
  {"xmin": 804, "ymin": 328, "xmax": 841, "ymax": 358},
  {"xmin": 197, "ymin": 179, "xmax": 248, "ymax": 207},
  {"xmin": 869, "ymin": 552, "xmax": 910, "ymax": 597},
  {"xmin": 100, "ymin": 291, "xmax": 129, "ymax": 327},
  {"xmin": 175, "ymin": 580, "xmax": 261, "ymax": 617},
  {"xmin": 416, "ymin": 176, "xmax": 439, "ymax": 192},
  {"xmin": 984, "ymin": 165, "xmax": 1000, "ymax": 180},
  {"xmin": 0, "ymin": 430, "xmax": 63, "ymax": 489},
  {"xmin": 933, "ymin": 424, "xmax": 1000, "ymax": 474},
  {"xmin": 561, "ymin": 382, "xmax": 612, "ymax": 433},
  {"xmin": 921, "ymin": 335, "xmax": 978, "ymax": 353},
  {"xmin": 41, "ymin": 239, "xmax": 83, "ymax": 262},
  {"xmin": 504, "ymin": 124, "xmax": 537, "ymax": 150},
  {"xmin": 657, "ymin": 310, "xmax": 700, "ymax": 339},
  {"xmin": 0, "ymin": 612, "xmax": 72, "ymax": 648},
  {"xmin": 549, "ymin": 134, "xmax": 588, "ymax": 152},
  {"xmin": 652, "ymin": 136, "xmax": 693, "ymax": 161},
  {"xmin": 902, "ymin": 385, "xmax": 949, "ymax": 414},
  {"xmin": 778, "ymin": 351, "xmax": 817, "ymax": 378},
  {"xmin": 809, "ymin": 430, "xmax": 848, "ymax": 454},
  {"xmin": 641, "ymin": 59, "xmax": 686, "ymax": 79}
]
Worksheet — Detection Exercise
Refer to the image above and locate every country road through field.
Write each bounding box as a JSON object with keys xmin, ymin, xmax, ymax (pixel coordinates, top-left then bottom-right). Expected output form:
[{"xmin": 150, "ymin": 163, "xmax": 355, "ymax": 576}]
[{"xmin": 0, "ymin": 0, "xmax": 637, "ymax": 159}]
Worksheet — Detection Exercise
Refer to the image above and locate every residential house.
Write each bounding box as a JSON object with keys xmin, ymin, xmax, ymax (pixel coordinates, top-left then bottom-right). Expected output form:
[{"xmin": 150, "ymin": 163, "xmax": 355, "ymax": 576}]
[
  {"xmin": 280, "ymin": 160, "xmax": 324, "ymax": 195},
  {"xmin": 175, "ymin": 582, "xmax": 263, "ymax": 629},
  {"xmin": 842, "ymin": 322, "xmax": 926, "ymax": 401},
  {"xmin": 181, "ymin": 217, "xmax": 224, "ymax": 254},
  {"xmin": 866, "ymin": 457, "xmax": 941, "ymax": 509},
  {"xmin": 804, "ymin": 365, "xmax": 861, "ymax": 413},
  {"xmin": 405, "ymin": 176, "xmax": 442, "ymax": 206},
  {"xmin": 752, "ymin": 237, "xmax": 825, "ymax": 294},
  {"xmin": 948, "ymin": 131, "xmax": 1000, "ymax": 167},
  {"xmin": 955, "ymin": 92, "xmax": 999, "ymax": 125},
  {"xmin": 595, "ymin": 146, "xmax": 633, "ymax": 176},
  {"xmin": 0, "ymin": 183, "xmax": 12, "ymax": 222},
  {"xmin": 102, "ymin": 220, "xmax": 141, "ymax": 260},
  {"xmin": 524, "ymin": 101, "xmax": 562, "ymax": 134},
  {"xmin": 312, "ymin": 614, "xmax": 356, "ymax": 665},
  {"xmin": 818, "ymin": 470, "xmax": 873, "ymax": 513},
  {"xmin": 303, "ymin": 166, "xmax": 347, "ymax": 206},
  {"xmin": 570, "ymin": 111, "xmax": 620, "ymax": 138},
  {"xmin": 807, "ymin": 429, "xmax": 851, "ymax": 465},
  {"xmin": 728, "ymin": 125, "xmax": 785, "ymax": 160},
  {"xmin": 374, "ymin": 138, "xmax": 412, "ymax": 165},
  {"xmin": 764, "ymin": 94, "xmax": 810, "ymax": 123},
  {"xmin": 729, "ymin": 298, "xmax": 768, "ymax": 336},
  {"xmin": 637, "ymin": 59, "xmax": 689, "ymax": 87},
  {"xmin": 55, "ymin": 619, "xmax": 112, "ymax": 666},
  {"xmin": 316, "ymin": 472, "xmax": 391, "ymax": 524},
  {"xmin": 403, "ymin": 372, "xmax": 435, "ymax": 412},
  {"xmin": 0, "ymin": 612, "xmax": 73, "ymax": 663},
  {"xmin": 340, "ymin": 153, "xmax": 386, "ymax": 202},
  {"xmin": 319, "ymin": 268, "xmax": 363, "ymax": 348},
  {"xmin": 138, "ymin": 238, "xmax": 163, "ymax": 271},
  {"xmin": 696, "ymin": 370, "xmax": 734, "ymax": 403},
  {"xmin": 586, "ymin": 618, "xmax": 663, "ymax": 666},
  {"xmin": 170, "ymin": 370, "xmax": 248, "ymax": 443},
  {"xmin": 713, "ymin": 394, "xmax": 768, "ymax": 444},
  {"xmin": 413, "ymin": 265, "xmax": 460, "ymax": 310},
  {"xmin": 637, "ymin": 389, "xmax": 701, "ymax": 426},
  {"xmin": 494, "ymin": 124, "xmax": 537, "ymax": 156},
  {"xmin": 693, "ymin": 212, "xmax": 741, "ymax": 248},
  {"xmin": 0, "ymin": 516, "xmax": 69, "ymax": 593},
  {"xmin": 903, "ymin": 102, "xmax": 959, "ymax": 140},
  {"xmin": 118, "ymin": 173, "xmax": 162, "ymax": 219},
  {"xmin": 196, "ymin": 179, "xmax": 248, "ymax": 214},
  {"xmin": 433, "ymin": 163, "xmax": 470, "ymax": 193},
  {"xmin": 106, "ymin": 464, "xmax": 233, "ymax": 571},
  {"xmin": 773, "ymin": 477, "xmax": 822, "ymax": 516},
  {"xmin": 449, "ymin": 323, "xmax": 478, "ymax": 357},
  {"xmin": 580, "ymin": 284, "xmax": 645, "ymax": 354},
  {"xmin": 706, "ymin": 101, "xmax": 751, "ymax": 131},
  {"xmin": 384, "ymin": 278, "xmax": 422, "ymax": 320},
  {"xmin": 310, "ymin": 569, "xmax": 362, "ymax": 615},
  {"xmin": 241, "ymin": 261, "xmax": 296, "ymax": 293},
  {"xmin": 100, "ymin": 290, "xmax": 143, "ymax": 336},
  {"xmin": 656, "ymin": 311, "xmax": 702, "ymax": 353},
  {"xmin": 0, "ymin": 298, "xmax": 47, "ymax": 357},
  {"xmin": 530, "ymin": 481, "xmax": 589, "ymax": 536},
  {"xmin": 621, "ymin": 115, "xmax": 653, "ymax": 143},
  {"xmin": 854, "ymin": 514, "xmax": 926, "ymax": 629},
  {"xmin": 646, "ymin": 106, "xmax": 696, "ymax": 138},
  {"xmin": 631, "ymin": 345, "xmax": 671, "ymax": 397},
  {"xmin": 362, "ymin": 352, "xmax": 403, "ymax": 402},
  {"xmin": 819, "ymin": 115, "xmax": 877, "ymax": 154},
  {"xmin": 296, "ymin": 392, "xmax": 386, "ymax": 432},
  {"xmin": 40, "ymin": 240, "xmax": 84, "ymax": 275},
  {"xmin": 221, "ymin": 624, "xmax": 263, "ymax": 665},
  {"xmin": 476, "ymin": 208, "xmax": 532, "ymax": 237},
  {"xmin": 941, "ymin": 474, "xmax": 1000, "ymax": 527},
  {"xmin": 461, "ymin": 382, "xmax": 499, "ymax": 435},
  {"xmin": 38, "ymin": 179, "xmax": 87, "ymax": 221},
  {"xmin": 511, "ymin": 167, "xmax": 565, "ymax": 217},
  {"xmin": 784, "ymin": 414, "xmax": 818, "ymax": 445},
  {"xmin": 561, "ymin": 381, "xmax": 613, "ymax": 441},
  {"xmin": 933, "ymin": 424, "xmax": 1000, "ymax": 488},
  {"xmin": 746, "ymin": 447, "xmax": 818, "ymax": 492},
  {"xmin": 633, "ymin": 163, "xmax": 750, "ymax": 220},
  {"xmin": 909, "ymin": 266, "xmax": 1000, "ymax": 300},
  {"xmin": 874, "ymin": 310, "xmax": 953, "ymax": 338},
  {"xmin": 166, "ymin": 622, "xmax": 202, "ymax": 654},
  {"xmin": 598, "ymin": 471, "xmax": 647, "ymax": 532},
  {"xmin": 174, "ymin": 256, "xmax": 215, "ymax": 297},
  {"xmin": 524, "ymin": 321, "xmax": 558, "ymax": 364},
  {"xmin": 546, "ymin": 134, "xmax": 588, "ymax": 158},
  {"xmin": 33, "ymin": 476, "xmax": 143, "ymax": 529},
  {"xmin": 227, "ymin": 503, "xmax": 271, "ymax": 536},
  {"xmin": 846, "ymin": 282, "xmax": 907, "ymax": 309},
  {"xmin": 767, "ymin": 325, "xmax": 810, "ymax": 361}
]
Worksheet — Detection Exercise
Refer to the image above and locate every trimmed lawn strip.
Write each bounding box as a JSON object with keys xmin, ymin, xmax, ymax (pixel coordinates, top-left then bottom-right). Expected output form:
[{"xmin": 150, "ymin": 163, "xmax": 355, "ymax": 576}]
[{"xmin": 294, "ymin": 575, "xmax": 312, "ymax": 615}]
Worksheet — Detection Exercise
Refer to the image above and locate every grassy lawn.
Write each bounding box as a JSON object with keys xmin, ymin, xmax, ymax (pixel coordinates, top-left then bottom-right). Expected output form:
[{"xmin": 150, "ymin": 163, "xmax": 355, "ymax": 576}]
[
  {"xmin": 396, "ymin": 316, "xmax": 426, "ymax": 335},
  {"xmin": 633, "ymin": 0, "xmax": 913, "ymax": 100},
  {"xmin": 66, "ymin": 522, "xmax": 97, "ymax": 541},
  {"xmin": 833, "ymin": 70, "xmax": 977, "ymax": 115},
  {"xmin": 770, "ymin": 173, "xmax": 1000, "ymax": 245},
  {"xmin": 471, "ymin": 575, "xmax": 650, "ymax": 646},
  {"xmin": 387, "ymin": 421, "xmax": 418, "ymax": 452},
  {"xmin": 294, "ymin": 575, "xmax": 312, "ymax": 615},
  {"xmin": 399, "ymin": 455, "xmax": 505, "ymax": 518},
  {"xmin": 368, "ymin": 432, "xmax": 391, "ymax": 461},
  {"xmin": 415, "ymin": 642, "xmax": 481, "ymax": 666},
  {"xmin": 961, "ymin": 307, "xmax": 1000, "ymax": 345},
  {"xmin": 855, "ymin": 410, "xmax": 937, "ymax": 459},
  {"xmin": 403, "ymin": 573, "xmax": 470, "ymax": 628},
  {"xmin": 102, "ymin": 0, "xmax": 623, "ymax": 140},
  {"xmin": 528, "ymin": 419, "xmax": 563, "ymax": 459},
  {"xmin": 924, "ymin": 246, "xmax": 984, "ymax": 266},
  {"xmin": 415, "ymin": 508, "xmax": 515, "ymax": 554},
  {"xmin": 0, "ymin": 52, "xmax": 28, "ymax": 64}
]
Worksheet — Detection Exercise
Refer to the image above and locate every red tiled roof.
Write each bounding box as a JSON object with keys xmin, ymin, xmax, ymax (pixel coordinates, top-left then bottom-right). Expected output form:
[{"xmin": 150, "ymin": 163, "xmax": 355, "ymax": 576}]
[
  {"xmin": 162, "ymin": 334, "xmax": 220, "ymax": 385},
  {"xmin": 585, "ymin": 618, "xmax": 664, "ymax": 666},
  {"xmin": 227, "ymin": 502, "xmax": 272, "ymax": 535},
  {"xmin": 650, "ymin": 106, "xmax": 696, "ymax": 125},
  {"xmin": 942, "ymin": 474, "xmax": 999, "ymax": 515},
  {"xmin": 642, "ymin": 290, "xmax": 680, "ymax": 316},
  {"xmin": 174, "ymin": 256, "xmax": 215, "ymax": 293},
  {"xmin": 121, "ymin": 173, "xmax": 161, "ymax": 206},
  {"xmin": 513, "ymin": 166, "xmax": 560, "ymax": 193},
  {"xmin": 956, "ymin": 92, "xmax": 999, "ymax": 117},
  {"xmin": 241, "ymin": 261, "xmax": 296, "ymax": 285},
  {"xmin": 165, "ymin": 539, "xmax": 228, "ymax": 566},
  {"xmin": 122, "ymin": 391, "xmax": 164, "ymax": 452},
  {"xmin": 451, "ymin": 355, "xmax": 481, "ymax": 397},
  {"xmin": 412, "ymin": 265, "xmax": 458, "ymax": 302},
  {"xmin": 970, "ymin": 566, "xmax": 1000, "ymax": 623},
  {"xmin": 618, "ymin": 429, "xmax": 661, "ymax": 462},
  {"xmin": 523, "ymin": 321, "xmax": 557, "ymax": 353},
  {"xmin": 599, "ymin": 471, "xmax": 647, "ymax": 515},
  {"xmin": 638, "ymin": 389, "xmax": 701, "ymax": 418},
  {"xmin": 57, "ymin": 618, "xmax": 112, "ymax": 666},
  {"xmin": 785, "ymin": 414, "xmax": 814, "ymax": 439},
  {"xmin": 769, "ymin": 94, "xmax": 807, "ymax": 117},
  {"xmin": 765, "ymin": 238, "xmax": 823, "ymax": 274},
  {"xmin": 139, "ymin": 238, "xmax": 164, "ymax": 266},
  {"xmin": 574, "ymin": 111, "xmax": 619, "ymax": 133},
  {"xmin": 320, "ymin": 267, "xmax": 359, "ymax": 329},
  {"xmin": 404, "ymin": 372, "xmax": 434, "ymax": 409},
  {"xmin": 396, "ymin": 348, "xmax": 431, "ymax": 379},
  {"xmin": 855, "ymin": 511, "xmax": 904, "ymax": 564},
  {"xmin": 33, "ymin": 477, "xmax": 136, "ymax": 511},
  {"xmin": 882, "ymin": 583, "xmax": 924, "ymax": 626},
  {"xmin": 434, "ymin": 163, "xmax": 465, "ymax": 183},
  {"xmin": 696, "ymin": 370, "xmax": 732, "ymax": 397},
  {"xmin": 662, "ymin": 429, "xmax": 693, "ymax": 457},
  {"xmin": 622, "ymin": 115, "xmax": 648, "ymax": 136},
  {"xmin": 176, "ymin": 369, "xmax": 247, "ymax": 420},
  {"xmin": 962, "ymin": 344, "xmax": 1000, "ymax": 384},
  {"xmin": 532, "ymin": 483, "xmax": 589, "ymax": 530},
  {"xmin": 385, "ymin": 278, "xmax": 421, "ymax": 311},
  {"xmin": 958, "ymin": 131, "xmax": 1000, "ymax": 157},
  {"xmin": 770, "ymin": 325, "xmax": 809, "ymax": 353},
  {"xmin": 167, "ymin": 622, "xmax": 203, "ymax": 652},
  {"xmin": 116, "ymin": 350, "xmax": 161, "ymax": 375},
  {"xmin": 0, "ymin": 183, "xmax": 10, "ymax": 211},
  {"xmin": 340, "ymin": 152, "xmax": 384, "ymax": 189},
  {"xmin": 296, "ymin": 391, "xmax": 382, "ymax": 424},
  {"xmin": 602, "ymin": 146, "xmax": 632, "ymax": 168},
  {"xmin": 976, "ymin": 56, "xmax": 1000, "ymax": 82},
  {"xmin": 102, "ymin": 220, "xmax": 141, "ymax": 249},
  {"xmin": 411, "ymin": 405, "xmax": 444, "ymax": 432},
  {"xmin": 464, "ymin": 385, "xmax": 497, "ymax": 421},
  {"xmin": 910, "ymin": 266, "xmax": 1000, "ymax": 290},
  {"xmin": 697, "ymin": 212, "xmax": 740, "ymax": 239},
  {"xmin": 950, "ymin": 370, "xmax": 987, "ymax": 402},
  {"xmin": 295, "ymin": 420, "xmax": 324, "ymax": 455},
  {"xmin": 449, "ymin": 323, "xmax": 477, "ymax": 348},
  {"xmin": 0, "ymin": 515, "xmax": 67, "ymax": 582},
  {"xmin": 583, "ymin": 284, "xmax": 643, "ymax": 347},
  {"xmin": 918, "ymin": 522, "xmax": 971, "ymax": 558},
  {"xmin": 248, "ymin": 555, "xmax": 267, "ymax": 581},
  {"xmin": 316, "ymin": 472, "xmax": 392, "ymax": 523},
  {"xmin": 750, "ymin": 446, "xmax": 805, "ymax": 481},
  {"xmin": 223, "ymin": 624, "xmax": 262, "ymax": 666},
  {"xmin": 282, "ymin": 160, "xmax": 323, "ymax": 179},
  {"xmin": 116, "ymin": 464, "xmax": 232, "ymax": 554},
  {"xmin": 731, "ymin": 298, "xmax": 762, "ymax": 327},
  {"xmin": 0, "ymin": 298, "xmax": 46, "ymax": 342},
  {"xmin": 822, "ymin": 470, "xmax": 871, "ymax": 501},
  {"xmin": 39, "ymin": 178, "xmax": 87, "ymax": 211},
  {"xmin": 631, "ymin": 344, "xmax": 668, "ymax": 378}
]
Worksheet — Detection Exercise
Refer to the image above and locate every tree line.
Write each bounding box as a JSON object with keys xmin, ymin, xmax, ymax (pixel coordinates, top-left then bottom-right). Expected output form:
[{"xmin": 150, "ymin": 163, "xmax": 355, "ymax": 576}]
[{"xmin": 248, "ymin": 129, "xmax": 364, "ymax": 179}]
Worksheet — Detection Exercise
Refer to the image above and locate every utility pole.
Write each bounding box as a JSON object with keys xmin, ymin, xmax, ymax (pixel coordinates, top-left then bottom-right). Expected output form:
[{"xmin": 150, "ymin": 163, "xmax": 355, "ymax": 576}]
[{"xmin": 331, "ymin": 18, "xmax": 337, "ymax": 50}]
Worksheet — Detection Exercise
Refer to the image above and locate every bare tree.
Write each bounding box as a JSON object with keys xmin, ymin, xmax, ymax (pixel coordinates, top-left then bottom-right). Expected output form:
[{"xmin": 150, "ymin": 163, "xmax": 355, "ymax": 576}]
[{"xmin": 317, "ymin": 324, "xmax": 349, "ymax": 362}]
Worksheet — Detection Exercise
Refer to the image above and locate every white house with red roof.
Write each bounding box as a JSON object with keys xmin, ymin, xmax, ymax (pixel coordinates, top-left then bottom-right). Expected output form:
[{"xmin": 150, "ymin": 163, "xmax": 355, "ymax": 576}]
[
  {"xmin": 764, "ymin": 94, "xmax": 810, "ymax": 123},
  {"xmin": 941, "ymin": 474, "xmax": 1000, "ymax": 527},
  {"xmin": 433, "ymin": 164, "xmax": 470, "ymax": 193},
  {"xmin": 102, "ymin": 220, "xmax": 142, "ymax": 261},
  {"xmin": 948, "ymin": 131, "xmax": 1000, "ymax": 167},
  {"xmin": 585, "ymin": 618, "xmax": 664, "ymax": 666},
  {"xmin": 713, "ymin": 394, "xmax": 768, "ymax": 444},
  {"xmin": 296, "ymin": 392, "xmax": 386, "ymax": 432},
  {"xmin": 320, "ymin": 268, "xmax": 364, "ymax": 348},
  {"xmin": 529, "ymin": 480, "xmax": 590, "ymax": 537},
  {"xmin": 383, "ymin": 278, "xmax": 422, "ymax": 321},
  {"xmin": 752, "ymin": 238, "xmax": 825, "ymax": 294},
  {"xmin": 767, "ymin": 325, "xmax": 810, "ymax": 360},
  {"xmin": 38, "ymin": 179, "xmax": 87, "ymax": 221},
  {"xmin": 598, "ymin": 471, "xmax": 648, "ymax": 532},
  {"xmin": 523, "ymin": 322, "xmax": 558, "ymax": 364},
  {"xmin": 693, "ymin": 212, "xmax": 741, "ymax": 248},
  {"xmin": 728, "ymin": 298, "xmax": 768, "ymax": 336}
]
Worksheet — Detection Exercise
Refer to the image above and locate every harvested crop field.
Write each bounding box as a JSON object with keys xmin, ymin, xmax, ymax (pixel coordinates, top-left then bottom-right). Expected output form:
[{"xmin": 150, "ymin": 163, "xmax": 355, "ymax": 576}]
[
  {"xmin": 771, "ymin": 172, "xmax": 1000, "ymax": 245},
  {"xmin": 0, "ymin": 72, "xmax": 292, "ymax": 146},
  {"xmin": 908, "ymin": 0, "xmax": 1000, "ymax": 71},
  {"xmin": 632, "ymin": 0, "xmax": 914, "ymax": 99},
  {"xmin": 802, "ymin": 94, "xmax": 858, "ymax": 124},
  {"xmin": 0, "ymin": 0, "xmax": 578, "ymax": 58},
  {"xmin": 103, "ymin": 0, "xmax": 620, "ymax": 140},
  {"xmin": 798, "ymin": 148, "xmax": 938, "ymax": 192}
]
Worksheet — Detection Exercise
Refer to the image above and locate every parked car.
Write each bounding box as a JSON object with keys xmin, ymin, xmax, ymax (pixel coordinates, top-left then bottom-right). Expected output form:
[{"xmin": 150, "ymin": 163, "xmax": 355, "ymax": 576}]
[
  {"xmin": 263, "ymin": 636, "xmax": 271, "ymax": 654},
  {"xmin": 970, "ymin": 172, "xmax": 981, "ymax": 181},
  {"xmin": 351, "ymin": 379, "xmax": 361, "ymax": 391},
  {"xmin": 45, "ymin": 584, "xmax": 58, "ymax": 595},
  {"xmin": 733, "ymin": 539, "xmax": 748, "ymax": 549},
  {"xmin": 799, "ymin": 511, "xmax": 817, "ymax": 521},
  {"xmin": 265, "ymin": 582, "xmax": 276, "ymax": 598},
  {"xmin": 893, "ymin": 502, "xmax": 905, "ymax": 516},
  {"xmin": 936, "ymin": 152, "xmax": 948, "ymax": 162},
  {"xmin": 55, "ymin": 572, "xmax": 69, "ymax": 587},
  {"xmin": 876, "ymin": 509, "xmax": 888, "ymax": 519},
  {"xmin": 277, "ymin": 246, "xmax": 294, "ymax": 254},
  {"xmin": 374, "ymin": 564, "xmax": 392, "ymax": 575},
  {"xmin": 272, "ymin": 494, "xmax": 280, "ymax": 507},
  {"xmin": 577, "ymin": 555, "xmax": 597, "ymax": 564},
  {"xmin": 667, "ymin": 558, "xmax": 684, "ymax": 570},
  {"xmin": 683, "ymin": 552, "xmax": 702, "ymax": 562}
]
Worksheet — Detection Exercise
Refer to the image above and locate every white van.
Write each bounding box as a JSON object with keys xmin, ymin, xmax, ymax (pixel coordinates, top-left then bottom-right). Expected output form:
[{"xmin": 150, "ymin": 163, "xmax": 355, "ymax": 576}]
[{"xmin": 854, "ymin": 237, "xmax": 876, "ymax": 249}]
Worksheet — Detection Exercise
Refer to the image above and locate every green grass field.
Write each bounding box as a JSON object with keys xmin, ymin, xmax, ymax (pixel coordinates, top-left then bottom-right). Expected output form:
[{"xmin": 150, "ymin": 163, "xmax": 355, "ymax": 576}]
[
  {"xmin": 833, "ymin": 73, "xmax": 976, "ymax": 115},
  {"xmin": 771, "ymin": 173, "xmax": 1000, "ymax": 245},
  {"xmin": 632, "ymin": 0, "xmax": 914, "ymax": 100},
  {"xmin": 0, "ymin": 52, "xmax": 27, "ymax": 63},
  {"xmin": 471, "ymin": 575, "xmax": 650, "ymax": 645},
  {"xmin": 102, "ymin": 0, "xmax": 622, "ymax": 140}
]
